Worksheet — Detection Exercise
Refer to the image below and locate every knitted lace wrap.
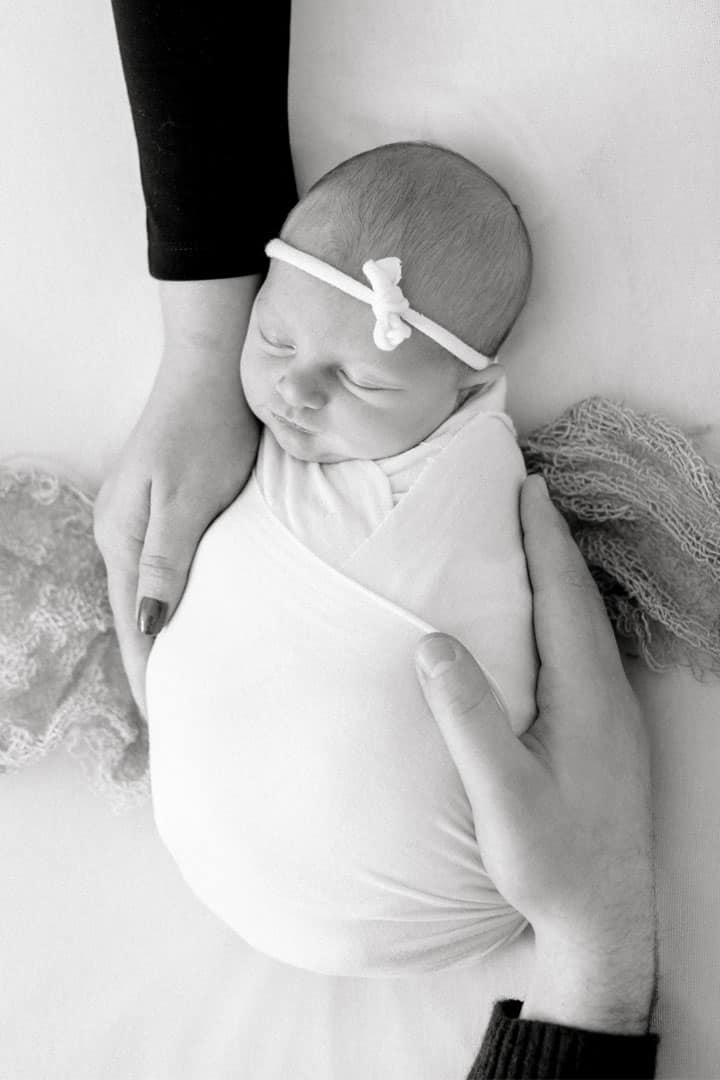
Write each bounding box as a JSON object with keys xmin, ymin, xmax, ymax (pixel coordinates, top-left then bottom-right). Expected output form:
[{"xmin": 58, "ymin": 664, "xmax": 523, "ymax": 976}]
[
  {"xmin": 0, "ymin": 465, "xmax": 149, "ymax": 813},
  {"xmin": 1, "ymin": 397, "xmax": 718, "ymax": 812},
  {"xmin": 519, "ymin": 397, "xmax": 720, "ymax": 679}
]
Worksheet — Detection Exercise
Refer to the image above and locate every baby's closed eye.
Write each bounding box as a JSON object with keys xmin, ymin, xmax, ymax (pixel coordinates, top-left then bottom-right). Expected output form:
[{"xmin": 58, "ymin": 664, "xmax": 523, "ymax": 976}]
[{"xmin": 338, "ymin": 369, "xmax": 401, "ymax": 392}]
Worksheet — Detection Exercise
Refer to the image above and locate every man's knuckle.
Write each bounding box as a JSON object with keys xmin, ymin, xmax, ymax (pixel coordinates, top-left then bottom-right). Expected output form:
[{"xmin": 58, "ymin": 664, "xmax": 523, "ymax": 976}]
[
  {"xmin": 443, "ymin": 691, "xmax": 483, "ymax": 728},
  {"xmin": 558, "ymin": 560, "xmax": 592, "ymax": 593}
]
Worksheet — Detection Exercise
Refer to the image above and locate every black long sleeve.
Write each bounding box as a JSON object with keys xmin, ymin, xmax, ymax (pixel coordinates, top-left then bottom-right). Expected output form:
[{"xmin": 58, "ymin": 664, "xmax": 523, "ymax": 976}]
[
  {"xmin": 108, "ymin": 6, "xmax": 661, "ymax": 1076},
  {"xmin": 469, "ymin": 1000, "xmax": 659, "ymax": 1078},
  {"xmin": 109, "ymin": 0, "xmax": 298, "ymax": 280}
]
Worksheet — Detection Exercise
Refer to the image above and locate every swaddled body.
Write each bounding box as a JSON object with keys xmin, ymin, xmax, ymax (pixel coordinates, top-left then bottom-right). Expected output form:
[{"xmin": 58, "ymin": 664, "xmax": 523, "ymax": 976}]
[
  {"xmin": 146, "ymin": 376, "xmax": 537, "ymax": 975},
  {"xmin": 146, "ymin": 141, "xmax": 539, "ymax": 975}
]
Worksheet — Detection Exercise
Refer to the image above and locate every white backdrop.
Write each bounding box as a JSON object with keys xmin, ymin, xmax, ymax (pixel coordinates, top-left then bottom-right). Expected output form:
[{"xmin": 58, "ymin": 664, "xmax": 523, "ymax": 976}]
[{"xmin": 1, "ymin": 1, "xmax": 719, "ymax": 1077}]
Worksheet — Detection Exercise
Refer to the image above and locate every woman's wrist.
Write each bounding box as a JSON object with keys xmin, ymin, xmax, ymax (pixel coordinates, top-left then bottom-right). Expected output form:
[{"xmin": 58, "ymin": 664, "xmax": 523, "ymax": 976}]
[
  {"xmin": 158, "ymin": 274, "xmax": 262, "ymax": 365},
  {"xmin": 149, "ymin": 276, "xmax": 262, "ymax": 440}
]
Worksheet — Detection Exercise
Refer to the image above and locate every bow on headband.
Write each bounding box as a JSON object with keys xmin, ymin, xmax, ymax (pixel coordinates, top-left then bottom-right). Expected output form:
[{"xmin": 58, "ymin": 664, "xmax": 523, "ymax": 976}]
[{"xmin": 361, "ymin": 257, "xmax": 413, "ymax": 351}]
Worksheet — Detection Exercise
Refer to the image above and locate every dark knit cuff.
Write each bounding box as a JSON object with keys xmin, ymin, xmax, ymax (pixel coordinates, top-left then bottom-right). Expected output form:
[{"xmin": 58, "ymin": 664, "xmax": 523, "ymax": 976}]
[{"xmin": 467, "ymin": 999, "xmax": 659, "ymax": 1079}]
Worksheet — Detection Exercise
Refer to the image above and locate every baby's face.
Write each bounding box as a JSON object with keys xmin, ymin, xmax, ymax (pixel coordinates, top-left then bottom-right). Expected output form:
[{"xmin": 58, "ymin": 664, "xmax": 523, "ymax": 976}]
[{"xmin": 240, "ymin": 261, "xmax": 478, "ymax": 464}]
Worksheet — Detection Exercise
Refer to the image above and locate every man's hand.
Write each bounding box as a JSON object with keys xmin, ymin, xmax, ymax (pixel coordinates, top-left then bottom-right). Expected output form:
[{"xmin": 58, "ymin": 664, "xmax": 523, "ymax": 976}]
[
  {"xmin": 415, "ymin": 475, "xmax": 657, "ymax": 1035},
  {"xmin": 93, "ymin": 276, "xmax": 261, "ymax": 718}
]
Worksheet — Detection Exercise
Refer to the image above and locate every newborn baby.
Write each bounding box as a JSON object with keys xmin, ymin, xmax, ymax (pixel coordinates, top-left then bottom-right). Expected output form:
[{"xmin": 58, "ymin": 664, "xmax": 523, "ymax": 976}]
[{"xmin": 146, "ymin": 142, "xmax": 539, "ymax": 976}]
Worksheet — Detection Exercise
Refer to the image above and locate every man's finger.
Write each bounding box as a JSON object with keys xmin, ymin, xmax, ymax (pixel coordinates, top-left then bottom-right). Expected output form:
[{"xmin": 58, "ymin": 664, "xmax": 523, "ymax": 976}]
[
  {"xmin": 135, "ymin": 486, "xmax": 207, "ymax": 634},
  {"xmin": 414, "ymin": 633, "xmax": 526, "ymax": 817},
  {"xmin": 520, "ymin": 475, "xmax": 625, "ymax": 684}
]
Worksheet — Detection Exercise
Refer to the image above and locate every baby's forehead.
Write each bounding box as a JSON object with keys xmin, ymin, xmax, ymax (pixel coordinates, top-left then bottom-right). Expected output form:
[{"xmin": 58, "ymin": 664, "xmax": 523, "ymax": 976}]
[
  {"xmin": 259, "ymin": 262, "xmax": 442, "ymax": 377},
  {"xmin": 261, "ymin": 262, "xmax": 367, "ymax": 335}
]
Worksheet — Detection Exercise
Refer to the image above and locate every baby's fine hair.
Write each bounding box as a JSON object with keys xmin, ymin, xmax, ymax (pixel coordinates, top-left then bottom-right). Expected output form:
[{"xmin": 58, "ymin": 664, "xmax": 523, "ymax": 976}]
[{"xmin": 281, "ymin": 141, "xmax": 533, "ymax": 357}]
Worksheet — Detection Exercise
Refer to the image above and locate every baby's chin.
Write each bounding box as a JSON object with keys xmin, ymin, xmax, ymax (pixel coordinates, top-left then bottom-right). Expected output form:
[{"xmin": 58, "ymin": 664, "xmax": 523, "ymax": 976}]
[{"xmin": 266, "ymin": 422, "xmax": 352, "ymax": 464}]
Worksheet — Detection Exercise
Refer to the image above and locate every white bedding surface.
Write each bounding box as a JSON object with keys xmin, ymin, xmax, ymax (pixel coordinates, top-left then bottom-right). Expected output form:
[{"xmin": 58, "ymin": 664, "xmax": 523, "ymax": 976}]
[
  {"xmin": 0, "ymin": 751, "xmax": 536, "ymax": 1080},
  {"xmin": 2, "ymin": 1, "xmax": 719, "ymax": 1076},
  {"xmin": 2, "ymin": 663, "xmax": 719, "ymax": 1078}
]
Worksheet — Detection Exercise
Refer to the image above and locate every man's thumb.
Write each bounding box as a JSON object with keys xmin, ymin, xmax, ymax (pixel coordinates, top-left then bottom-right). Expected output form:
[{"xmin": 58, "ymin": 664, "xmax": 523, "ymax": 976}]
[
  {"xmin": 414, "ymin": 633, "xmax": 524, "ymax": 814},
  {"xmin": 135, "ymin": 502, "xmax": 203, "ymax": 635}
]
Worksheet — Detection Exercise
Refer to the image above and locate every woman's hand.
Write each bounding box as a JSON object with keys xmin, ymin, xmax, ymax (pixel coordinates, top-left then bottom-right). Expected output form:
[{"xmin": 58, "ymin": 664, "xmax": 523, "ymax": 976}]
[
  {"xmin": 414, "ymin": 475, "xmax": 657, "ymax": 1035},
  {"xmin": 93, "ymin": 276, "xmax": 261, "ymax": 719}
]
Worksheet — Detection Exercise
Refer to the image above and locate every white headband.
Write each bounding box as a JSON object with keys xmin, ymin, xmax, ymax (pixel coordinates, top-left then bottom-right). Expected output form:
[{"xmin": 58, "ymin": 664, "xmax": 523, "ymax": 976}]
[{"xmin": 264, "ymin": 238, "xmax": 496, "ymax": 371}]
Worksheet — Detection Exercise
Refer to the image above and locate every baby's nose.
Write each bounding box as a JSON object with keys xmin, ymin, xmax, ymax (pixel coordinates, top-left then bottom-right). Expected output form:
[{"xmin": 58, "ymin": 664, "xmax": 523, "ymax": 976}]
[{"xmin": 276, "ymin": 370, "xmax": 327, "ymax": 410}]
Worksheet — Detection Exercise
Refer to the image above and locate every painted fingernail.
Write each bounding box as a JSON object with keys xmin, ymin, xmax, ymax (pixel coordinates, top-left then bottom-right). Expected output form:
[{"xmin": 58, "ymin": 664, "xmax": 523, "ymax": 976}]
[
  {"xmin": 137, "ymin": 597, "xmax": 168, "ymax": 635},
  {"xmin": 416, "ymin": 637, "xmax": 458, "ymax": 679}
]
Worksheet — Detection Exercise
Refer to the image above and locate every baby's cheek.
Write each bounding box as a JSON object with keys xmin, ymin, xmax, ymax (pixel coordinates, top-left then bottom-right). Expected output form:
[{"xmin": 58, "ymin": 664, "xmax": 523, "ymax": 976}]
[
  {"xmin": 353, "ymin": 404, "xmax": 421, "ymax": 458},
  {"xmin": 351, "ymin": 401, "xmax": 398, "ymax": 448},
  {"xmin": 239, "ymin": 354, "xmax": 266, "ymax": 413},
  {"xmin": 388, "ymin": 400, "xmax": 434, "ymax": 446}
]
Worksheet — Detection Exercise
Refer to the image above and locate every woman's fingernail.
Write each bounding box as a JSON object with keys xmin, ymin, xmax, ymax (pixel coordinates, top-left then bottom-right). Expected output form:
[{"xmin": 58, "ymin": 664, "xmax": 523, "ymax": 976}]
[
  {"xmin": 137, "ymin": 597, "xmax": 168, "ymax": 635},
  {"xmin": 416, "ymin": 637, "xmax": 458, "ymax": 679}
]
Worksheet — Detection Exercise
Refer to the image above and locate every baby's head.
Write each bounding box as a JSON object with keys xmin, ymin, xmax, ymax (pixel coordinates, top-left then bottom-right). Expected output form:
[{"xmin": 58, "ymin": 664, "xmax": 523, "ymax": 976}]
[{"xmin": 240, "ymin": 141, "xmax": 532, "ymax": 463}]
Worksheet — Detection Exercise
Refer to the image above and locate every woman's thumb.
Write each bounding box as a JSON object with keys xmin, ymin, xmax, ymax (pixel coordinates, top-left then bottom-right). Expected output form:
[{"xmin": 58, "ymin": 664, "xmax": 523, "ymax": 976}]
[
  {"xmin": 414, "ymin": 633, "xmax": 524, "ymax": 817},
  {"xmin": 135, "ymin": 498, "xmax": 204, "ymax": 635}
]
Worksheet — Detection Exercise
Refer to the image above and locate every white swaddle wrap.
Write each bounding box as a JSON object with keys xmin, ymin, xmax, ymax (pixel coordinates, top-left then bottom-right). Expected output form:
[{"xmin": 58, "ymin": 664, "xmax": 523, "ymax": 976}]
[{"xmin": 146, "ymin": 375, "xmax": 539, "ymax": 977}]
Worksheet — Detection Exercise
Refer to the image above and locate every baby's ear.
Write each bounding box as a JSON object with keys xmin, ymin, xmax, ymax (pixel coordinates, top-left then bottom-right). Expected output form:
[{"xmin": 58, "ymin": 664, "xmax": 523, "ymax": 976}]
[{"xmin": 458, "ymin": 362, "xmax": 503, "ymax": 398}]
